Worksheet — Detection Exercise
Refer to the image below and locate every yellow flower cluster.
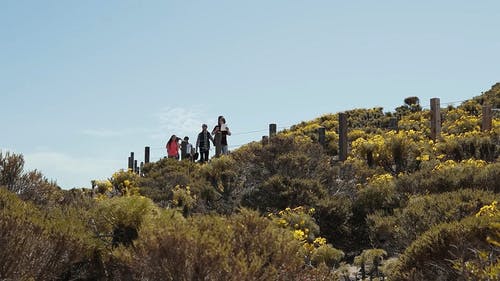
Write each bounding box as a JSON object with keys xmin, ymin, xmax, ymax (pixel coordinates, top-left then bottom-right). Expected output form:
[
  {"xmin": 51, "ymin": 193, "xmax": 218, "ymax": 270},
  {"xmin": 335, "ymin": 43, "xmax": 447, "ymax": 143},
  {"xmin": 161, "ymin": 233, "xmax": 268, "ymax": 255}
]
[
  {"xmin": 270, "ymin": 205, "xmax": 328, "ymax": 256},
  {"xmin": 94, "ymin": 193, "xmax": 108, "ymax": 201},
  {"xmin": 93, "ymin": 179, "xmax": 113, "ymax": 194},
  {"xmin": 278, "ymin": 206, "xmax": 312, "ymax": 216},
  {"xmin": 350, "ymin": 129, "xmax": 428, "ymax": 166},
  {"xmin": 293, "ymin": 229, "xmax": 306, "ymax": 241},
  {"xmin": 433, "ymin": 158, "xmax": 488, "ymax": 171},
  {"xmin": 171, "ymin": 185, "xmax": 196, "ymax": 209},
  {"xmin": 398, "ymin": 111, "xmax": 429, "ymax": 132},
  {"xmin": 416, "ymin": 154, "xmax": 430, "ymax": 161},
  {"xmin": 444, "ymin": 113, "xmax": 480, "ymax": 135},
  {"xmin": 109, "ymin": 169, "xmax": 141, "ymax": 196},
  {"xmin": 475, "ymin": 201, "xmax": 500, "ymax": 248},
  {"xmin": 368, "ymin": 173, "xmax": 394, "ymax": 185},
  {"xmin": 476, "ymin": 201, "xmax": 499, "ymax": 218},
  {"xmin": 460, "ymin": 158, "xmax": 487, "ymax": 167},
  {"xmin": 313, "ymin": 237, "xmax": 327, "ymax": 246},
  {"xmin": 433, "ymin": 160, "xmax": 458, "ymax": 171},
  {"xmin": 493, "ymin": 119, "xmax": 500, "ymax": 129}
]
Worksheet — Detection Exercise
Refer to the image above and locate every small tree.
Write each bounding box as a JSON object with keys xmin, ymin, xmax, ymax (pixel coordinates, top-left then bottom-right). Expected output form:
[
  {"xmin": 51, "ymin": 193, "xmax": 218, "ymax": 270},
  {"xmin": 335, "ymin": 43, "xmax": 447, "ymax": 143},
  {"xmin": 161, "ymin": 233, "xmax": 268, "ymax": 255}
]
[{"xmin": 354, "ymin": 249, "xmax": 387, "ymax": 280}]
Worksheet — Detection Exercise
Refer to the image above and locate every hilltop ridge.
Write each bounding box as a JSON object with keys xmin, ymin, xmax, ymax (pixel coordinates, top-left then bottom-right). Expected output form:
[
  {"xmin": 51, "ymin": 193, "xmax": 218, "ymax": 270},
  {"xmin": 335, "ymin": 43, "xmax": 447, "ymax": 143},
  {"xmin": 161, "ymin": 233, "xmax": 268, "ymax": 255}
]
[{"xmin": 1, "ymin": 83, "xmax": 499, "ymax": 280}]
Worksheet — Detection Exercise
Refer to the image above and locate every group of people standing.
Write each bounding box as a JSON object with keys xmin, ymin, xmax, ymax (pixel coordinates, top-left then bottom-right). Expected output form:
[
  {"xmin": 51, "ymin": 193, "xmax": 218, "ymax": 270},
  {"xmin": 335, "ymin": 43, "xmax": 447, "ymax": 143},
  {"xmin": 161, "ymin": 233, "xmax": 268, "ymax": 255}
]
[{"xmin": 166, "ymin": 116, "xmax": 231, "ymax": 163}]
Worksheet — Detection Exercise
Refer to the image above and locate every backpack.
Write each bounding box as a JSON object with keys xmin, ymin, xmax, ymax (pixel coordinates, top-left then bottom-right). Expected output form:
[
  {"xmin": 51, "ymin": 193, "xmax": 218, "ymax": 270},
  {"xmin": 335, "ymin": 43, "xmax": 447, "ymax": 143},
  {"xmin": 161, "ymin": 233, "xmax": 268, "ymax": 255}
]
[{"xmin": 191, "ymin": 147, "xmax": 199, "ymax": 160}]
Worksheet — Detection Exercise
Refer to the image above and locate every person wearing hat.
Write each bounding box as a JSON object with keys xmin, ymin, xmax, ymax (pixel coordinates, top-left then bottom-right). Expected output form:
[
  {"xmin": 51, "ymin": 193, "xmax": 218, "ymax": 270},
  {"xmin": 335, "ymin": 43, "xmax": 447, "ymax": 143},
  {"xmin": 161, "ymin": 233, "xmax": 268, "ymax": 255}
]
[{"xmin": 196, "ymin": 124, "xmax": 214, "ymax": 163}]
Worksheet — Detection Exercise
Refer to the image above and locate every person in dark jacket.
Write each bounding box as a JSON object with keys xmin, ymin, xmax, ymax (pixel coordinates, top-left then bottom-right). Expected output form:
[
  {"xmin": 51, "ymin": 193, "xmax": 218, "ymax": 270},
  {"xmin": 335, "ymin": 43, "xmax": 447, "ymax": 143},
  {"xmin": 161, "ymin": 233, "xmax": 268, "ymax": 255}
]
[
  {"xmin": 212, "ymin": 116, "xmax": 231, "ymax": 156},
  {"xmin": 196, "ymin": 124, "xmax": 214, "ymax": 163}
]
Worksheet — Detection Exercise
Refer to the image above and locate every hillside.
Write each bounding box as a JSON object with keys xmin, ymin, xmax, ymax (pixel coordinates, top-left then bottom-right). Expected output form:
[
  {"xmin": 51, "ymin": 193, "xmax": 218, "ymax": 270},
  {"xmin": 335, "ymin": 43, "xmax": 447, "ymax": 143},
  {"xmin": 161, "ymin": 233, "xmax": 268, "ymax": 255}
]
[{"xmin": 1, "ymin": 84, "xmax": 499, "ymax": 280}]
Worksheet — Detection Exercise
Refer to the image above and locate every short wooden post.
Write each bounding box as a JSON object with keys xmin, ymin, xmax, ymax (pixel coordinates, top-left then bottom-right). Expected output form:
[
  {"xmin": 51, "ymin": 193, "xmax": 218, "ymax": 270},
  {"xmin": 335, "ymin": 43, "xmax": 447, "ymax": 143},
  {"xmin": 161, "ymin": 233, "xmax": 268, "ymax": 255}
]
[
  {"xmin": 482, "ymin": 105, "xmax": 492, "ymax": 131},
  {"xmin": 430, "ymin": 98, "xmax": 441, "ymax": 141},
  {"xmin": 144, "ymin": 146, "xmax": 150, "ymax": 164},
  {"xmin": 338, "ymin": 113, "xmax": 348, "ymax": 161},
  {"xmin": 269, "ymin": 123, "xmax": 277, "ymax": 138},
  {"xmin": 262, "ymin": 136, "xmax": 269, "ymax": 145},
  {"xmin": 318, "ymin": 127, "xmax": 326, "ymax": 148},
  {"xmin": 128, "ymin": 152, "xmax": 134, "ymax": 170},
  {"xmin": 389, "ymin": 117, "xmax": 398, "ymax": 131},
  {"xmin": 134, "ymin": 160, "xmax": 138, "ymax": 174}
]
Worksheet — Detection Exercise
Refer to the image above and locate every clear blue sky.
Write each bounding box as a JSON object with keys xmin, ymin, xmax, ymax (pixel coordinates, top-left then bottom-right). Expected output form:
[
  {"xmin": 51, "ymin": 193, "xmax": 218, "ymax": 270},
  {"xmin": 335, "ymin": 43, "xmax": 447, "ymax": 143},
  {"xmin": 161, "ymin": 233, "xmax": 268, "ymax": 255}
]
[{"xmin": 1, "ymin": 1, "xmax": 499, "ymax": 189}]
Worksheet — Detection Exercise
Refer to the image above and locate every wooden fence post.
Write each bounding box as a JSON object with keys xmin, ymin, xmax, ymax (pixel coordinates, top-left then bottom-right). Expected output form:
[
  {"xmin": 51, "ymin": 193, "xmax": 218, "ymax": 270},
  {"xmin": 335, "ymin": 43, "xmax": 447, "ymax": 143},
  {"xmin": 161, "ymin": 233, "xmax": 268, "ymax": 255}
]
[
  {"xmin": 269, "ymin": 123, "xmax": 277, "ymax": 138},
  {"xmin": 134, "ymin": 160, "xmax": 138, "ymax": 174},
  {"xmin": 482, "ymin": 105, "xmax": 492, "ymax": 131},
  {"xmin": 144, "ymin": 146, "xmax": 150, "ymax": 164},
  {"xmin": 318, "ymin": 127, "xmax": 326, "ymax": 148},
  {"xmin": 339, "ymin": 113, "xmax": 348, "ymax": 161},
  {"xmin": 389, "ymin": 117, "xmax": 398, "ymax": 131},
  {"xmin": 128, "ymin": 152, "xmax": 134, "ymax": 171},
  {"xmin": 430, "ymin": 98, "xmax": 441, "ymax": 141},
  {"xmin": 140, "ymin": 162, "xmax": 144, "ymax": 175},
  {"xmin": 262, "ymin": 136, "xmax": 269, "ymax": 145}
]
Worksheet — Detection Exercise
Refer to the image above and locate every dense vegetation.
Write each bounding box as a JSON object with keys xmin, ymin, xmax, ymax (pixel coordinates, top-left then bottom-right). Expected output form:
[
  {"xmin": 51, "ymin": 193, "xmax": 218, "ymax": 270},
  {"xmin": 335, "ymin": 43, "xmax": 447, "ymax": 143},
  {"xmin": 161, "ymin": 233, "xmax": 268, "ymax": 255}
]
[{"xmin": 1, "ymin": 83, "xmax": 499, "ymax": 280}]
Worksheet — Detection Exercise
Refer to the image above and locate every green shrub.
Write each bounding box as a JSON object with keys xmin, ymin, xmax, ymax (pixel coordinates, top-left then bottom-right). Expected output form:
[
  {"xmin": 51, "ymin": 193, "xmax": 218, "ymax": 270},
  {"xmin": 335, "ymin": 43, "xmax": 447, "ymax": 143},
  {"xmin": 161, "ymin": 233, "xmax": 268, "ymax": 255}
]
[
  {"xmin": 396, "ymin": 160, "xmax": 500, "ymax": 195},
  {"xmin": 199, "ymin": 156, "xmax": 241, "ymax": 214},
  {"xmin": 114, "ymin": 209, "xmax": 312, "ymax": 281},
  {"xmin": 389, "ymin": 215, "xmax": 498, "ymax": 281},
  {"xmin": 242, "ymin": 175, "xmax": 327, "ymax": 212},
  {"xmin": 0, "ymin": 187, "xmax": 99, "ymax": 280},
  {"xmin": 109, "ymin": 169, "xmax": 142, "ymax": 195},
  {"xmin": 355, "ymin": 174, "xmax": 399, "ymax": 216},
  {"xmin": 0, "ymin": 151, "xmax": 63, "ymax": 206},
  {"xmin": 315, "ymin": 193, "xmax": 355, "ymax": 251},
  {"xmin": 468, "ymin": 82, "xmax": 500, "ymax": 108},
  {"xmin": 139, "ymin": 158, "xmax": 208, "ymax": 207},
  {"xmin": 92, "ymin": 195, "xmax": 159, "ymax": 247},
  {"xmin": 436, "ymin": 132, "xmax": 499, "ymax": 162},
  {"xmin": 353, "ymin": 249, "xmax": 387, "ymax": 280},
  {"xmin": 368, "ymin": 189, "xmax": 497, "ymax": 254},
  {"xmin": 311, "ymin": 244, "xmax": 345, "ymax": 267}
]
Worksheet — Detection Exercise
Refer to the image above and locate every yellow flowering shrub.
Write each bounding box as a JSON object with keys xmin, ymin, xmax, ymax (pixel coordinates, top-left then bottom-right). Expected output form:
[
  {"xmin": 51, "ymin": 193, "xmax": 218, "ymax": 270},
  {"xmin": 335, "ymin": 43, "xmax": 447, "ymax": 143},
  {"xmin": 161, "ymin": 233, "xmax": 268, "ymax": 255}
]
[
  {"xmin": 109, "ymin": 169, "xmax": 141, "ymax": 196},
  {"xmin": 93, "ymin": 179, "xmax": 113, "ymax": 194},
  {"xmin": 349, "ymin": 130, "xmax": 425, "ymax": 173},
  {"xmin": 269, "ymin": 206, "xmax": 344, "ymax": 266},
  {"xmin": 348, "ymin": 129, "xmax": 369, "ymax": 142},
  {"xmin": 355, "ymin": 171, "xmax": 399, "ymax": 220},
  {"xmin": 493, "ymin": 118, "xmax": 500, "ymax": 130},
  {"xmin": 171, "ymin": 185, "xmax": 196, "ymax": 215},
  {"xmin": 437, "ymin": 130, "xmax": 498, "ymax": 162},
  {"xmin": 398, "ymin": 111, "xmax": 429, "ymax": 134},
  {"xmin": 368, "ymin": 173, "xmax": 394, "ymax": 186},
  {"xmin": 476, "ymin": 201, "xmax": 499, "ymax": 218},
  {"xmin": 113, "ymin": 208, "xmax": 329, "ymax": 280},
  {"xmin": 272, "ymin": 206, "xmax": 320, "ymax": 241},
  {"xmin": 447, "ymin": 201, "xmax": 500, "ymax": 281},
  {"xmin": 476, "ymin": 200, "xmax": 500, "ymax": 248},
  {"xmin": 443, "ymin": 108, "xmax": 481, "ymax": 135},
  {"xmin": 433, "ymin": 159, "xmax": 487, "ymax": 171},
  {"xmin": 93, "ymin": 195, "xmax": 158, "ymax": 247}
]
